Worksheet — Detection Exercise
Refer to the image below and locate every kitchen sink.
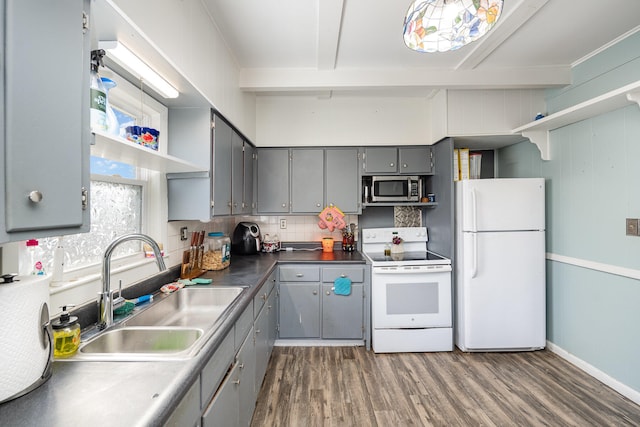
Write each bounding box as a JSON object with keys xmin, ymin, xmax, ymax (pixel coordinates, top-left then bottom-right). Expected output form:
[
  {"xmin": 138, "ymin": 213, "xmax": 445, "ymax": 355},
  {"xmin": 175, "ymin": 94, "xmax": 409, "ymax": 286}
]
[
  {"xmin": 124, "ymin": 286, "xmax": 245, "ymax": 329},
  {"xmin": 80, "ymin": 327, "xmax": 203, "ymax": 356},
  {"xmin": 67, "ymin": 286, "xmax": 247, "ymax": 361}
]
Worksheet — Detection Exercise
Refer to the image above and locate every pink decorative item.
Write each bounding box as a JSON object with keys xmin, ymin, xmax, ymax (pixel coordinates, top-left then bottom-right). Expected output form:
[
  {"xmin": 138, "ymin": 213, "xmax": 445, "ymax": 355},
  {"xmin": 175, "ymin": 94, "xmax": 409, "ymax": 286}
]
[{"xmin": 317, "ymin": 205, "xmax": 346, "ymax": 232}]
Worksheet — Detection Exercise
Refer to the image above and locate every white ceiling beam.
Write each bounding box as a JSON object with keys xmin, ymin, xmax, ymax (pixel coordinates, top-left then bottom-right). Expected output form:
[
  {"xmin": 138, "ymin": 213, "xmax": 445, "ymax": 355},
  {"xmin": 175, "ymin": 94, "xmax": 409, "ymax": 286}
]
[
  {"xmin": 239, "ymin": 66, "xmax": 571, "ymax": 92},
  {"xmin": 456, "ymin": 0, "xmax": 550, "ymax": 70},
  {"xmin": 317, "ymin": 0, "xmax": 344, "ymax": 70}
]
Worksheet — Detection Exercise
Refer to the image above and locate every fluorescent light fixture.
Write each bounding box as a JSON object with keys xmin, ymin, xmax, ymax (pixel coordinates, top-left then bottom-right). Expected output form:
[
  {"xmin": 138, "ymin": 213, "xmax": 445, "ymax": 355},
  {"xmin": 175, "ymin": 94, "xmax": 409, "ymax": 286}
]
[{"xmin": 99, "ymin": 41, "xmax": 179, "ymax": 98}]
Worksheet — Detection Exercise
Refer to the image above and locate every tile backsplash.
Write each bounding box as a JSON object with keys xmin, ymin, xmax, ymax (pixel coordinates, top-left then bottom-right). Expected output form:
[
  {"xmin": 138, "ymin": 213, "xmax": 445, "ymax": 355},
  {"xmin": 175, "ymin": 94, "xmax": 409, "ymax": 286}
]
[{"xmin": 166, "ymin": 215, "xmax": 359, "ymax": 263}]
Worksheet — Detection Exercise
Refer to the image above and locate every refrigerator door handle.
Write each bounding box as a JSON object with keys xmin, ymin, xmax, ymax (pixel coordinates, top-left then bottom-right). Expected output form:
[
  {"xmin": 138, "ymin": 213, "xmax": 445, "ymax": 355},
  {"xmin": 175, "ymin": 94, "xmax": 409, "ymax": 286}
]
[
  {"xmin": 471, "ymin": 232, "xmax": 478, "ymax": 278},
  {"xmin": 471, "ymin": 188, "xmax": 478, "ymax": 232}
]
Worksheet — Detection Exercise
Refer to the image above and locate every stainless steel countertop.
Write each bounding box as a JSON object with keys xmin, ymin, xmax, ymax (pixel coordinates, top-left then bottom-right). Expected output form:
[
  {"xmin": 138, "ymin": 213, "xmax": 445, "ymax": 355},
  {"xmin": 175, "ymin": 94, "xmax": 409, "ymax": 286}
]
[{"xmin": 0, "ymin": 250, "xmax": 366, "ymax": 426}]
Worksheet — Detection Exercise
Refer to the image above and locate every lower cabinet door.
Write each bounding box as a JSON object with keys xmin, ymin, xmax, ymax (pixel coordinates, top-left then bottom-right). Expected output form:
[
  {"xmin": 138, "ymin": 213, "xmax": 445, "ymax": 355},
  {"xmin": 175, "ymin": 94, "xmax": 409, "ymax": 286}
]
[
  {"xmin": 254, "ymin": 304, "xmax": 269, "ymax": 399},
  {"xmin": 238, "ymin": 330, "xmax": 256, "ymax": 427},
  {"xmin": 202, "ymin": 362, "xmax": 240, "ymax": 427},
  {"xmin": 322, "ymin": 284, "xmax": 364, "ymax": 339},
  {"xmin": 278, "ymin": 283, "xmax": 320, "ymax": 338}
]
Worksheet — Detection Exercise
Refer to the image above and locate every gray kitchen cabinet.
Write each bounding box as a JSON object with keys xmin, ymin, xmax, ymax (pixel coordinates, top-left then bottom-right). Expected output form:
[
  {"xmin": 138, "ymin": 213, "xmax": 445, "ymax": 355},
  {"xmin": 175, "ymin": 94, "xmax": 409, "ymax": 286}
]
[
  {"xmin": 260, "ymin": 147, "xmax": 360, "ymax": 214},
  {"xmin": 242, "ymin": 143, "xmax": 255, "ymax": 214},
  {"xmin": 322, "ymin": 266, "xmax": 365, "ymax": 339},
  {"xmin": 166, "ymin": 380, "xmax": 201, "ymax": 427},
  {"xmin": 0, "ymin": 0, "xmax": 91, "ymax": 243},
  {"xmin": 291, "ymin": 149, "xmax": 324, "ymax": 213},
  {"xmin": 167, "ymin": 108, "xmax": 213, "ymax": 220},
  {"xmin": 168, "ymin": 111, "xmax": 255, "ymax": 219},
  {"xmin": 363, "ymin": 147, "xmax": 398, "ymax": 174},
  {"xmin": 256, "ymin": 148, "xmax": 290, "ymax": 213},
  {"xmin": 213, "ymin": 115, "xmax": 233, "ymax": 216},
  {"xmin": 363, "ymin": 147, "xmax": 432, "ymax": 175},
  {"xmin": 253, "ymin": 270, "xmax": 277, "ymax": 397},
  {"xmin": 325, "ymin": 148, "xmax": 360, "ymax": 213},
  {"xmin": 399, "ymin": 147, "xmax": 433, "ymax": 174},
  {"xmin": 279, "ymin": 266, "xmax": 321, "ymax": 338},
  {"xmin": 278, "ymin": 265, "xmax": 366, "ymax": 341},
  {"xmin": 238, "ymin": 328, "xmax": 256, "ymax": 427},
  {"xmin": 202, "ymin": 353, "xmax": 241, "ymax": 427}
]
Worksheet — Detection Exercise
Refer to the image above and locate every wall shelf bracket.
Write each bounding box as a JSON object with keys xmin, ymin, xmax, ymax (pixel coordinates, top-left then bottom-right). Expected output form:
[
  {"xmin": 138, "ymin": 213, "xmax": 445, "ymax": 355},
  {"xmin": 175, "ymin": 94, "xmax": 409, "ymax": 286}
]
[{"xmin": 520, "ymin": 129, "xmax": 551, "ymax": 161}]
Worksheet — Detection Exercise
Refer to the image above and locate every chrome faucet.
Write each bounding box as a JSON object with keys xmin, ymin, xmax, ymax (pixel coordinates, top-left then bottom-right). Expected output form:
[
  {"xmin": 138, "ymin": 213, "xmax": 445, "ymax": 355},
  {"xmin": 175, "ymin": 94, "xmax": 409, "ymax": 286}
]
[{"xmin": 98, "ymin": 233, "xmax": 166, "ymax": 330}]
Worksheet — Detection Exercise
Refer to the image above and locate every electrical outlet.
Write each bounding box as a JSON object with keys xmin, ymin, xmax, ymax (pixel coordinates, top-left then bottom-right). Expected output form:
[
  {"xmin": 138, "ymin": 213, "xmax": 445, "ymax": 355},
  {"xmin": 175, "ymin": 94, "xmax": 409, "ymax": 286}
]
[
  {"xmin": 280, "ymin": 219, "xmax": 287, "ymax": 229},
  {"xmin": 180, "ymin": 226, "xmax": 188, "ymax": 241},
  {"xmin": 626, "ymin": 218, "xmax": 639, "ymax": 236}
]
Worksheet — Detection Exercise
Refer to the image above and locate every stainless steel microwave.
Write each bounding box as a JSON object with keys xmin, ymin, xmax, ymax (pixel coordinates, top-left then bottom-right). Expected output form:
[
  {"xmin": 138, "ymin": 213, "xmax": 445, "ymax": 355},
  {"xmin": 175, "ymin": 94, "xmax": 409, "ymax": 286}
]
[{"xmin": 369, "ymin": 176, "xmax": 422, "ymax": 202}]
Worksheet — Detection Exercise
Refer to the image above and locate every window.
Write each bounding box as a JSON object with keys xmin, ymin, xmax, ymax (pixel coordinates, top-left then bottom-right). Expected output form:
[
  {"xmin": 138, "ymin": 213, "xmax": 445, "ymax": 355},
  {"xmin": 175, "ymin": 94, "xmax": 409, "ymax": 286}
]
[{"xmin": 35, "ymin": 68, "xmax": 167, "ymax": 279}]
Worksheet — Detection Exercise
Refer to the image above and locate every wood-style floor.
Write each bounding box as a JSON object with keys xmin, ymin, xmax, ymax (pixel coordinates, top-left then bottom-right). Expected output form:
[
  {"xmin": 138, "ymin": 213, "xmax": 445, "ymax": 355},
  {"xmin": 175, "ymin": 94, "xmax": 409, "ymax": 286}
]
[{"xmin": 251, "ymin": 346, "xmax": 640, "ymax": 427}]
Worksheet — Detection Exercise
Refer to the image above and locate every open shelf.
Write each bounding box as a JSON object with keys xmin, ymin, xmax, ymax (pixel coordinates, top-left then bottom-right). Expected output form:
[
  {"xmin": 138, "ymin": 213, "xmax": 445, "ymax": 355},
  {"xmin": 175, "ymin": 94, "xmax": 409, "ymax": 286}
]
[
  {"xmin": 512, "ymin": 81, "xmax": 640, "ymax": 160},
  {"xmin": 91, "ymin": 131, "xmax": 205, "ymax": 173}
]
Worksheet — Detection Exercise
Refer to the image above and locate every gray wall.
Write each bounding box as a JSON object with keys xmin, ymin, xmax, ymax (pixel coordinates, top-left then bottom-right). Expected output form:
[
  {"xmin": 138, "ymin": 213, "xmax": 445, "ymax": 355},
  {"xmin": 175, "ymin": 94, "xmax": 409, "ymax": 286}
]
[{"xmin": 497, "ymin": 31, "xmax": 640, "ymax": 394}]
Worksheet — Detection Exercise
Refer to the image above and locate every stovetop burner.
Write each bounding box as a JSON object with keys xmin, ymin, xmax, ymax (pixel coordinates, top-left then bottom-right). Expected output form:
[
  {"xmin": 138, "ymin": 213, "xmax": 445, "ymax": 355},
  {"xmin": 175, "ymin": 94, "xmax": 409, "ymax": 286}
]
[{"xmin": 366, "ymin": 250, "xmax": 449, "ymax": 263}]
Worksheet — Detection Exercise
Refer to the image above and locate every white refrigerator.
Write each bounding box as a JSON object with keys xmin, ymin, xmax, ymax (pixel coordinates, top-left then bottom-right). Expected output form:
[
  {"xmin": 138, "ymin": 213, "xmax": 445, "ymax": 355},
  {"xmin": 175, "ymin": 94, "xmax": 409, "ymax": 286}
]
[{"xmin": 455, "ymin": 178, "xmax": 546, "ymax": 351}]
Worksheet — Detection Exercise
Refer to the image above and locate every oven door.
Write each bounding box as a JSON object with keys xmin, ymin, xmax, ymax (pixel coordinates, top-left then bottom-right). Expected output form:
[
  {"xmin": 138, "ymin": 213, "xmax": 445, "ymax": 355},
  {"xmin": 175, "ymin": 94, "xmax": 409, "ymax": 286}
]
[{"xmin": 372, "ymin": 265, "xmax": 452, "ymax": 328}]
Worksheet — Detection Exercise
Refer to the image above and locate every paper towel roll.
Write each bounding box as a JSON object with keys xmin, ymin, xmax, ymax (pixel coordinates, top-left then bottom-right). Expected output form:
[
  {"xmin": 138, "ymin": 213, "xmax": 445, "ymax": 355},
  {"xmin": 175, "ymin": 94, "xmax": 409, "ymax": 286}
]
[{"xmin": 0, "ymin": 275, "xmax": 52, "ymax": 402}]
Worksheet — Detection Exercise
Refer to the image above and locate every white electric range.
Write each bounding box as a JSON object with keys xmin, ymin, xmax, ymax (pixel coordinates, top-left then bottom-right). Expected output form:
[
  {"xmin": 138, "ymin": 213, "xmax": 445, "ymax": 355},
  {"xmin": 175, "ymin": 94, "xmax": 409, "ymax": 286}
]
[{"xmin": 361, "ymin": 227, "xmax": 453, "ymax": 353}]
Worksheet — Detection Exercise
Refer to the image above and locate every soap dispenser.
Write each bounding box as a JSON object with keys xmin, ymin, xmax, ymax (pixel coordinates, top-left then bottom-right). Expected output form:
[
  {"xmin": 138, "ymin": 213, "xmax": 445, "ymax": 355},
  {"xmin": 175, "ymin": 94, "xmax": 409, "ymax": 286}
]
[{"xmin": 51, "ymin": 306, "xmax": 81, "ymax": 358}]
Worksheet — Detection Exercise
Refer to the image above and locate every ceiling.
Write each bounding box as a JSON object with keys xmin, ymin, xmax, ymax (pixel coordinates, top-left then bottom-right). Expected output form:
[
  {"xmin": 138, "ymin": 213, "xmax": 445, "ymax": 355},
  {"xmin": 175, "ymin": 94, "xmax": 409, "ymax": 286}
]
[{"xmin": 202, "ymin": 0, "xmax": 640, "ymax": 97}]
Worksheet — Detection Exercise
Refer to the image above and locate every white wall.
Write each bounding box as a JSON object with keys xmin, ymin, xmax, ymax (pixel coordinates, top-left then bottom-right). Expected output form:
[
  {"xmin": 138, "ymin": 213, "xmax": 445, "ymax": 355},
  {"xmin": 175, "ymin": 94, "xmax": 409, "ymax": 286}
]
[
  {"xmin": 256, "ymin": 95, "xmax": 430, "ymax": 147},
  {"xmin": 112, "ymin": 0, "xmax": 256, "ymax": 141}
]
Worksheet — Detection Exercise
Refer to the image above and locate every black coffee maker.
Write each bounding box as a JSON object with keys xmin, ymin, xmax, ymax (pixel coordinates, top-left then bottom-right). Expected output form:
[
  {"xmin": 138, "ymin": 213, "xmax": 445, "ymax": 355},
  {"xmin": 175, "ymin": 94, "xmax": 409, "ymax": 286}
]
[{"xmin": 231, "ymin": 222, "xmax": 261, "ymax": 255}]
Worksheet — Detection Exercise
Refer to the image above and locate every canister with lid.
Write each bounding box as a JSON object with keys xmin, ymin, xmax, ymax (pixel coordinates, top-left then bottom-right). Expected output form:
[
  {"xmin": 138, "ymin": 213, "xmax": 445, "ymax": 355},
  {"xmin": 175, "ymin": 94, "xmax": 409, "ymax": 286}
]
[{"xmin": 203, "ymin": 232, "xmax": 231, "ymax": 270}]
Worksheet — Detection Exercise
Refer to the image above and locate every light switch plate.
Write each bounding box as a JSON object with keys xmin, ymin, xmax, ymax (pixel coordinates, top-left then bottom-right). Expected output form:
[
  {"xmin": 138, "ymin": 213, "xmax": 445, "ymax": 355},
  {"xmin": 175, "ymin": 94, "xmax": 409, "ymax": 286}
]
[
  {"xmin": 180, "ymin": 226, "xmax": 189, "ymax": 240},
  {"xmin": 625, "ymin": 218, "xmax": 639, "ymax": 236}
]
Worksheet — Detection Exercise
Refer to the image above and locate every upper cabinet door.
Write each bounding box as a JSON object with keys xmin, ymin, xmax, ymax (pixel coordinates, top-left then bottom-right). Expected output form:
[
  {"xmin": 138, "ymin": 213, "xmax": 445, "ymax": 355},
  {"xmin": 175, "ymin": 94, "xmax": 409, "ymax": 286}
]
[
  {"xmin": 399, "ymin": 147, "xmax": 432, "ymax": 175},
  {"xmin": 213, "ymin": 117, "xmax": 233, "ymax": 216},
  {"xmin": 326, "ymin": 148, "xmax": 359, "ymax": 213},
  {"xmin": 231, "ymin": 131, "xmax": 244, "ymax": 214},
  {"xmin": 2, "ymin": 0, "xmax": 90, "ymax": 239},
  {"xmin": 291, "ymin": 149, "xmax": 323, "ymax": 213},
  {"xmin": 256, "ymin": 149, "xmax": 289, "ymax": 213},
  {"xmin": 363, "ymin": 147, "xmax": 398, "ymax": 174}
]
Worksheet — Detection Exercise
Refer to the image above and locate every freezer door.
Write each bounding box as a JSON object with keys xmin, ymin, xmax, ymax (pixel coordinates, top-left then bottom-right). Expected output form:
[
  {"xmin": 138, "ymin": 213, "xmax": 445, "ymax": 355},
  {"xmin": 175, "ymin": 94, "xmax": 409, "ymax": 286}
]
[
  {"xmin": 457, "ymin": 178, "xmax": 545, "ymax": 232},
  {"xmin": 456, "ymin": 230, "xmax": 546, "ymax": 351}
]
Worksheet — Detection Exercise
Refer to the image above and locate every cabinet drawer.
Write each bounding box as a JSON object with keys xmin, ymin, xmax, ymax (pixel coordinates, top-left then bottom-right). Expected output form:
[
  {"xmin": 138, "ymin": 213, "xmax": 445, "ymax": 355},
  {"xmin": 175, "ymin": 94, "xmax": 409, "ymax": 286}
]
[
  {"xmin": 200, "ymin": 331, "xmax": 234, "ymax": 409},
  {"xmin": 235, "ymin": 304, "xmax": 253, "ymax": 350},
  {"xmin": 322, "ymin": 266, "xmax": 364, "ymax": 283},
  {"xmin": 279, "ymin": 266, "xmax": 320, "ymax": 282}
]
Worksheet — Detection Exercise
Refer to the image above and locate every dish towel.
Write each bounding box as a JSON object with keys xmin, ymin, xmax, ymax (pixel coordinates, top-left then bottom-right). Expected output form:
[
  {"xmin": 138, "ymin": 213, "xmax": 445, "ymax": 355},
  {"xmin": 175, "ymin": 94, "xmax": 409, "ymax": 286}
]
[{"xmin": 333, "ymin": 277, "xmax": 352, "ymax": 296}]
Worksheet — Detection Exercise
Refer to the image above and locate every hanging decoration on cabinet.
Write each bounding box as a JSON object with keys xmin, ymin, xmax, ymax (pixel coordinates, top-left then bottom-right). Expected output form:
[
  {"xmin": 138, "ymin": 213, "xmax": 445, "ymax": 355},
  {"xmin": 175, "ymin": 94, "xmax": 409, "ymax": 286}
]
[{"xmin": 317, "ymin": 205, "xmax": 346, "ymax": 232}]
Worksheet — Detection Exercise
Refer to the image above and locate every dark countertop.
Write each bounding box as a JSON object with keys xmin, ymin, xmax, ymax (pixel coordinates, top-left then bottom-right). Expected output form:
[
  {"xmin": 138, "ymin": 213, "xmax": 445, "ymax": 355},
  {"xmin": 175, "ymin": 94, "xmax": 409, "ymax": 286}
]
[{"xmin": 0, "ymin": 249, "xmax": 366, "ymax": 426}]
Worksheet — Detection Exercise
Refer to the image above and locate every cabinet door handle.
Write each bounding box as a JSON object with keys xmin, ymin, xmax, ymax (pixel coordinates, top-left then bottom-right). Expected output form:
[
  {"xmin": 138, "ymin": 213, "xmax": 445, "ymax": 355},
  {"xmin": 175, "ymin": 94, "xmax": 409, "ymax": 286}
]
[
  {"xmin": 239, "ymin": 363, "xmax": 245, "ymax": 369},
  {"xmin": 281, "ymin": 203, "xmax": 287, "ymax": 208},
  {"xmin": 29, "ymin": 190, "xmax": 43, "ymax": 203},
  {"xmin": 312, "ymin": 290, "xmax": 318, "ymax": 295},
  {"xmin": 316, "ymin": 203, "xmax": 321, "ymax": 207},
  {"xmin": 262, "ymin": 293, "xmax": 267, "ymax": 301},
  {"xmin": 326, "ymin": 291, "xmax": 331, "ymax": 295},
  {"xmin": 296, "ymin": 273, "xmax": 304, "ymax": 277},
  {"xmin": 340, "ymin": 274, "xmax": 346, "ymax": 278},
  {"xmin": 232, "ymin": 379, "xmax": 240, "ymax": 385},
  {"xmin": 267, "ymin": 305, "xmax": 272, "ymax": 309},
  {"xmin": 402, "ymin": 163, "xmax": 408, "ymax": 168},
  {"xmin": 255, "ymin": 329, "xmax": 261, "ymax": 334}
]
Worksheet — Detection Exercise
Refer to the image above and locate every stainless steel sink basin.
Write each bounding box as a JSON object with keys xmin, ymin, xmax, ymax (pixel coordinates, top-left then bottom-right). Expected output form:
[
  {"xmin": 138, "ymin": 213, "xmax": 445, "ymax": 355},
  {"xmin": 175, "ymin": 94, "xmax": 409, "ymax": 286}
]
[
  {"xmin": 124, "ymin": 286, "xmax": 245, "ymax": 329},
  {"xmin": 68, "ymin": 286, "xmax": 247, "ymax": 361},
  {"xmin": 80, "ymin": 327, "xmax": 203, "ymax": 355}
]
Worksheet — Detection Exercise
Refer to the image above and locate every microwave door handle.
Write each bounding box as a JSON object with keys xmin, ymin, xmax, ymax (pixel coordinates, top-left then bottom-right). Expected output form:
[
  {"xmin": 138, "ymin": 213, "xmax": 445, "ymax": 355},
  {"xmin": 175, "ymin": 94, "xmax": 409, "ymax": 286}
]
[{"xmin": 407, "ymin": 177, "xmax": 412, "ymax": 200}]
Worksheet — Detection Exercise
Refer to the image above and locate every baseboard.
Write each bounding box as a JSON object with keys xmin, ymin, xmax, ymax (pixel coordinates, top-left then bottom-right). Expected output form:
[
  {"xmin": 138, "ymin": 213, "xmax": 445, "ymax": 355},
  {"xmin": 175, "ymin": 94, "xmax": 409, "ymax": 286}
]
[
  {"xmin": 547, "ymin": 341, "xmax": 640, "ymax": 405},
  {"xmin": 274, "ymin": 339, "xmax": 364, "ymax": 347}
]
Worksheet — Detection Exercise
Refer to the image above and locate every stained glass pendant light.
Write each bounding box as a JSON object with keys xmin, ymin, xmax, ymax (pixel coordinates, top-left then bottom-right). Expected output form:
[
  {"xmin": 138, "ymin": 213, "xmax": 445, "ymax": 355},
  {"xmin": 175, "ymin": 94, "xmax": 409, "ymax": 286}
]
[{"xmin": 403, "ymin": 0, "xmax": 503, "ymax": 53}]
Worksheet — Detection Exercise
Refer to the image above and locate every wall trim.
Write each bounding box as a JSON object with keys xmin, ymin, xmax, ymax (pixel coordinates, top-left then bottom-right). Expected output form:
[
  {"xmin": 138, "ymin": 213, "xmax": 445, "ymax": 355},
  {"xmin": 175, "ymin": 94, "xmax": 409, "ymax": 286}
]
[
  {"xmin": 547, "ymin": 341, "xmax": 640, "ymax": 405},
  {"xmin": 546, "ymin": 252, "xmax": 640, "ymax": 281}
]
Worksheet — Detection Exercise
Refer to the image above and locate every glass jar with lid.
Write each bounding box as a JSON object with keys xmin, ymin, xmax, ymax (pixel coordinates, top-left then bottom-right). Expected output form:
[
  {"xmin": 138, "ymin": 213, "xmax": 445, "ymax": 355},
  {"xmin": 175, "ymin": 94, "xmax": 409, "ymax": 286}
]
[{"xmin": 203, "ymin": 232, "xmax": 231, "ymax": 270}]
